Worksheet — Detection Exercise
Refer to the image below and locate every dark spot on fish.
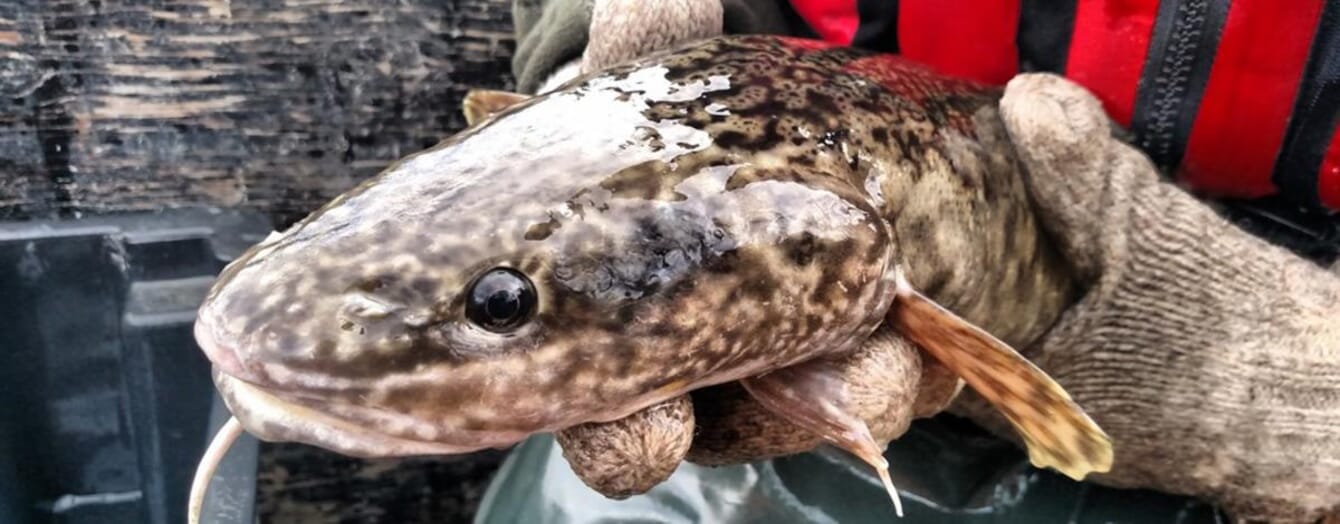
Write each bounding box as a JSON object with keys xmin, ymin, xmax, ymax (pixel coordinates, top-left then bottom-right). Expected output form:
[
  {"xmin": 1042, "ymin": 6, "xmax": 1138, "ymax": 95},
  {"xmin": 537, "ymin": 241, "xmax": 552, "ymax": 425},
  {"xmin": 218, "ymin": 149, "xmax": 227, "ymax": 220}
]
[
  {"xmin": 811, "ymin": 244, "xmax": 854, "ymax": 303},
  {"xmin": 612, "ymin": 346, "xmax": 636, "ymax": 378},
  {"xmin": 521, "ymin": 257, "xmax": 545, "ymax": 275},
  {"xmin": 276, "ymin": 332, "xmax": 300, "ymax": 356},
  {"xmin": 727, "ymin": 287, "xmax": 744, "ymax": 302},
  {"xmin": 646, "ymin": 319, "xmax": 677, "ymax": 337},
  {"xmin": 410, "ymin": 277, "xmax": 438, "ymax": 296},
  {"xmin": 714, "ymin": 130, "xmax": 750, "ymax": 149},
  {"xmin": 899, "ymin": 128, "xmax": 924, "ymax": 153},
  {"xmin": 804, "ymin": 88, "xmax": 840, "ymax": 116},
  {"xmin": 787, "ymin": 154, "xmax": 815, "ymax": 167},
  {"xmin": 803, "ymin": 313, "xmax": 824, "ymax": 337},
  {"xmin": 902, "ymin": 212, "xmax": 933, "ymax": 243},
  {"xmin": 785, "ymin": 232, "xmax": 818, "ymax": 266},
  {"xmin": 240, "ymin": 314, "xmax": 266, "ymax": 338},
  {"xmin": 616, "ymin": 304, "xmax": 637, "ymax": 325},
  {"xmin": 851, "ymin": 96, "xmax": 885, "ymax": 114},
  {"xmin": 630, "ymin": 275, "xmax": 663, "ymax": 299},
  {"xmin": 356, "ymin": 276, "xmax": 391, "ymax": 293},
  {"xmin": 314, "ymin": 340, "xmax": 335, "ymax": 359},
  {"xmin": 734, "ymin": 255, "xmax": 781, "ymax": 301},
  {"xmin": 525, "ymin": 218, "xmax": 561, "ymax": 241},
  {"xmin": 312, "ymin": 266, "xmax": 334, "ymax": 282},
  {"xmin": 945, "ymin": 151, "xmax": 980, "ymax": 193},
  {"xmin": 862, "ymin": 125, "xmax": 884, "ymax": 143}
]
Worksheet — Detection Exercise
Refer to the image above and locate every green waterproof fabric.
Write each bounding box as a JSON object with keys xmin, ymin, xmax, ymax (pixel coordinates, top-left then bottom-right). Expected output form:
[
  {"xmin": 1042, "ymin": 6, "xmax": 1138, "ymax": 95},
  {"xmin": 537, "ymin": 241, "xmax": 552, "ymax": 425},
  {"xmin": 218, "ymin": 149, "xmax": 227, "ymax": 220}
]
[{"xmin": 474, "ymin": 415, "xmax": 1224, "ymax": 523}]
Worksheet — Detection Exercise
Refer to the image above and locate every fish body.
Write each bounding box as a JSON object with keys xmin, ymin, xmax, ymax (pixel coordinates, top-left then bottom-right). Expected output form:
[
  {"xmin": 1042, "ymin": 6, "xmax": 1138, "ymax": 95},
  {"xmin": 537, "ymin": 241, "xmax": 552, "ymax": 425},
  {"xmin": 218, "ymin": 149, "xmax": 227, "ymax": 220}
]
[{"xmin": 192, "ymin": 35, "xmax": 1099, "ymax": 499}]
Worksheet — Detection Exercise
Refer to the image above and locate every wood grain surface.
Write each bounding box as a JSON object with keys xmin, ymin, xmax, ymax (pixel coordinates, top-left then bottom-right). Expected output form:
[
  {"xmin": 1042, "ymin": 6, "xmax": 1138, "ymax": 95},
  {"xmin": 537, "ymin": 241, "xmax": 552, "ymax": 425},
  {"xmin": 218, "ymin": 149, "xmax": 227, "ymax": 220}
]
[{"xmin": 0, "ymin": 0, "xmax": 515, "ymax": 227}]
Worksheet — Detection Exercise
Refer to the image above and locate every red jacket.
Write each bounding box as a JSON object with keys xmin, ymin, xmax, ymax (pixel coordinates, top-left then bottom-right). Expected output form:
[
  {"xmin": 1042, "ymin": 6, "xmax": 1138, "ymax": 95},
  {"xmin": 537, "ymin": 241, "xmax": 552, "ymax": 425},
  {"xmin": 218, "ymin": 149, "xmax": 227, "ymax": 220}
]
[{"xmin": 782, "ymin": 0, "xmax": 1340, "ymax": 212}]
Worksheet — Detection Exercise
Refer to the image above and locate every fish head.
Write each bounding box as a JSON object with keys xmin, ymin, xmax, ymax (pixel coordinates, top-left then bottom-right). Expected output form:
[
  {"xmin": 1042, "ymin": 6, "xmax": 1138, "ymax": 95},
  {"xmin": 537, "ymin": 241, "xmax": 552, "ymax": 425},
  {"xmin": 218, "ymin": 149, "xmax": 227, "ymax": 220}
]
[{"xmin": 194, "ymin": 39, "xmax": 899, "ymax": 458}]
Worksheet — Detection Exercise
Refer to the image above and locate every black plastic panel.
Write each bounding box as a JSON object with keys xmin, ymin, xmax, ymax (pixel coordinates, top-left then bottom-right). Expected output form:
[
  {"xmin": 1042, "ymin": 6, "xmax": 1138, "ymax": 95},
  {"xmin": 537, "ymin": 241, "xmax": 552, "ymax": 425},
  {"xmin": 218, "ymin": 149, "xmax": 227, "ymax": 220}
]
[{"xmin": 0, "ymin": 209, "xmax": 270, "ymax": 524}]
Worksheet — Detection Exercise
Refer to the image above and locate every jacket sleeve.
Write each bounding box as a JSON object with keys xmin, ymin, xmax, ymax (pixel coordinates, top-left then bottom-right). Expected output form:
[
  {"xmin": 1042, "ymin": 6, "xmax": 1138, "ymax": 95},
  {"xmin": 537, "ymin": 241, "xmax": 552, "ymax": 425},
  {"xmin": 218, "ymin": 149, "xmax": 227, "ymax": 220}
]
[
  {"xmin": 512, "ymin": 0, "xmax": 594, "ymax": 94},
  {"xmin": 512, "ymin": 0, "xmax": 794, "ymax": 94}
]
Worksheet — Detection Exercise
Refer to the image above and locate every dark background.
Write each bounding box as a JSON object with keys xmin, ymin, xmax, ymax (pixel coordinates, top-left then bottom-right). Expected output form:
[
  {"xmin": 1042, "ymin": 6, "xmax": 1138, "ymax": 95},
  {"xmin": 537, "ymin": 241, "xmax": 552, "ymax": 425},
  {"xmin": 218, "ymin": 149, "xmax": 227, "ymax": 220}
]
[{"xmin": 1, "ymin": 0, "xmax": 517, "ymax": 521}]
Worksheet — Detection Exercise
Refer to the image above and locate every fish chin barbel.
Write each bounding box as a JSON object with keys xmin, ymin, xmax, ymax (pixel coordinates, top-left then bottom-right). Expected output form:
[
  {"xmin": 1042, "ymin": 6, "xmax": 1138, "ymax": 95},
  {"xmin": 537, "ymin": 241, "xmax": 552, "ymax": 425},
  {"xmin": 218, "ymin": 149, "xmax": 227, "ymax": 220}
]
[{"xmin": 189, "ymin": 35, "xmax": 1112, "ymax": 522}]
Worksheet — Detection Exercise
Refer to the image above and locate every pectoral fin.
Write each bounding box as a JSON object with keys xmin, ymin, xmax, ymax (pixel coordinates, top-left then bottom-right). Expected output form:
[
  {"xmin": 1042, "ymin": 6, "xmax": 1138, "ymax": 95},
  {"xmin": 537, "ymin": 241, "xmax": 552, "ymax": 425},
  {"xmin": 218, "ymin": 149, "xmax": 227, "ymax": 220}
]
[
  {"xmin": 742, "ymin": 358, "xmax": 906, "ymax": 517},
  {"xmin": 462, "ymin": 89, "xmax": 531, "ymax": 126},
  {"xmin": 888, "ymin": 273, "xmax": 1113, "ymax": 480}
]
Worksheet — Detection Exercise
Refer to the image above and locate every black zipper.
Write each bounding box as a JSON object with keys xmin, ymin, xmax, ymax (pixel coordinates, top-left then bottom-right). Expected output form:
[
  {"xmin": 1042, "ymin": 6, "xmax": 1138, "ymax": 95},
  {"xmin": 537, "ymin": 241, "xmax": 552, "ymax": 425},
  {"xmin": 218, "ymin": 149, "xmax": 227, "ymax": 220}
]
[{"xmin": 1129, "ymin": 0, "xmax": 1230, "ymax": 171}]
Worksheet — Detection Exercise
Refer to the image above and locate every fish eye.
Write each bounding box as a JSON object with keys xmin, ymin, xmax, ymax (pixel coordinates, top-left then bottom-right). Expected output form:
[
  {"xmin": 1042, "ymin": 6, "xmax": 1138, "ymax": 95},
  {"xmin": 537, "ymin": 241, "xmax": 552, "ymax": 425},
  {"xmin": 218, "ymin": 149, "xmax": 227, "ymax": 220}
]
[{"xmin": 465, "ymin": 268, "xmax": 537, "ymax": 333}]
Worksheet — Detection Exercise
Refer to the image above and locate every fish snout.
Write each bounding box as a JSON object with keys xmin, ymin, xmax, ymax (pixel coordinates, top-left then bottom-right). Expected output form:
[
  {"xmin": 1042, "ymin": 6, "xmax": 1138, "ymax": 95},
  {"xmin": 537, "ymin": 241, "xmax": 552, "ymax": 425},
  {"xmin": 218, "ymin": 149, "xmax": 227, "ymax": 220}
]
[{"xmin": 193, "ymin": 313, "xmax": 254, "ymax": 381}]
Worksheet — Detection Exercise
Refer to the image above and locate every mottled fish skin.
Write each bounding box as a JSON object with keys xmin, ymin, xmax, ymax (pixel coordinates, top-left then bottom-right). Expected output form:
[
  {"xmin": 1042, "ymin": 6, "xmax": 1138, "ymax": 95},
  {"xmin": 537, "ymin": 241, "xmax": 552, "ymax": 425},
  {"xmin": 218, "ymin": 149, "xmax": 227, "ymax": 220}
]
[{"xmin": 195, "ymin": 35, "xmax": 1076, "ymax": 457}]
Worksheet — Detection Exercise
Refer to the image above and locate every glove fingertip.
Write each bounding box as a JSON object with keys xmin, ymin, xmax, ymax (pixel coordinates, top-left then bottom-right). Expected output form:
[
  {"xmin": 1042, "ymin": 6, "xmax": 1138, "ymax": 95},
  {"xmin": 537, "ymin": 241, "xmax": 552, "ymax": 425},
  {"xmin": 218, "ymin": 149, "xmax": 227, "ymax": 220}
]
[{"xmin": 1001, "ymin": 74, "xmax": 1110, "ymax": 154}]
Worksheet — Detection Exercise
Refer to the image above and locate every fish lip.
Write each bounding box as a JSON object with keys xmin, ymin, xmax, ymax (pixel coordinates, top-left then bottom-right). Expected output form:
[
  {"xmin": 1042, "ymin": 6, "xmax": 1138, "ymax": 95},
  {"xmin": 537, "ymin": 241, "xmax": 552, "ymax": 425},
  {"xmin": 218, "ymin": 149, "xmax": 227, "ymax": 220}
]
[
  {"xmin": 194, "ymin": 310, "xmax": 308, "ymax": 394},
  {"xmin": 213, "ymin": 372, "xmax": 494, "ymax": 458},
  {"xmin": 194, "ymin": 314, "xmax": 254, "ymax": 381},
  {"xmin": 194, "ymin": 312, "xmax": 339, "ymax": 395},
  {"xmin": 197, "ymin": 311, "xmax": 524, "ymax": 457}
]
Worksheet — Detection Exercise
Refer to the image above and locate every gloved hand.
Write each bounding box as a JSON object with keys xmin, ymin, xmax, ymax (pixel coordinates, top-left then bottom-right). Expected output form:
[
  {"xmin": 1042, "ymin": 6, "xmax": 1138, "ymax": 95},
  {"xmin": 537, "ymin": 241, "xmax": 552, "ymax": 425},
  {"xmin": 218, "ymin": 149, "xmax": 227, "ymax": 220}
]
[
  {"xmin": 964, "ymin": 74, "xmax": 1340, "ymax": 522},
  {"xmin": 511, "ymin": 1, "xmax": 1340, "ymax": 521}
]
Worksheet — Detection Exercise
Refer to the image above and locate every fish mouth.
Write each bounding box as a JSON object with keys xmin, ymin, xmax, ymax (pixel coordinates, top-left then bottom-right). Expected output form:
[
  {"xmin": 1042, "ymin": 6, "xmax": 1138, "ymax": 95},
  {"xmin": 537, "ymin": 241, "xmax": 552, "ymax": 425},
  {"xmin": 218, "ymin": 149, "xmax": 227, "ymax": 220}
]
[
  {"xmin": 194, "ymin": 316, "xmax": 253, "ymax": 382},
  {"xmin": 195, "ymin": 314, "xmax": 522, "ymax": 458},
  {"xmin": 212, "ymin": 372, "xmax": 498, "ymax": 458}
]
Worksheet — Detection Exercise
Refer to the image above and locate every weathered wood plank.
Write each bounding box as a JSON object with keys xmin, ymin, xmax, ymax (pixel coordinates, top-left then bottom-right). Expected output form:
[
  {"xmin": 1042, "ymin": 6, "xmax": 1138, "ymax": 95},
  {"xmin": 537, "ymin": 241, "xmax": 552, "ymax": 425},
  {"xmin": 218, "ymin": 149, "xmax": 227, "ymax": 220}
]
[{"xmin": 0, "ymin": 0, "xmax": 516, "ymax": 226}]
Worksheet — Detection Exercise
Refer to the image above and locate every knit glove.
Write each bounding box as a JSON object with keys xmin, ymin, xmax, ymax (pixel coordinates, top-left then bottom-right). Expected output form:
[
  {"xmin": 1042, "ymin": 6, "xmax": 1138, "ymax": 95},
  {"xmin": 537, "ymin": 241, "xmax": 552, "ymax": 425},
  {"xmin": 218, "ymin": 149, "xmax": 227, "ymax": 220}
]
[{"xmin": 960, "ymin": 74, "xmax": 1340, "ymax": 522}]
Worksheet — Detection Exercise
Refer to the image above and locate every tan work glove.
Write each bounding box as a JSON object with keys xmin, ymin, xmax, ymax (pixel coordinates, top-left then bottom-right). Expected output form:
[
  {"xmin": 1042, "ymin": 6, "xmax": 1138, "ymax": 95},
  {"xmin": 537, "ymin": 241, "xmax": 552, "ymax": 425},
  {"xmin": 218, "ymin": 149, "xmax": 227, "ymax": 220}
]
[{"xmin": 972, "ymin": 74, "xmax": 1340, "ymax": 522}]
